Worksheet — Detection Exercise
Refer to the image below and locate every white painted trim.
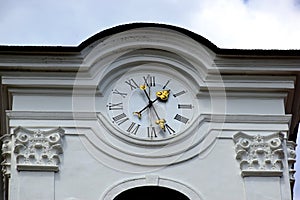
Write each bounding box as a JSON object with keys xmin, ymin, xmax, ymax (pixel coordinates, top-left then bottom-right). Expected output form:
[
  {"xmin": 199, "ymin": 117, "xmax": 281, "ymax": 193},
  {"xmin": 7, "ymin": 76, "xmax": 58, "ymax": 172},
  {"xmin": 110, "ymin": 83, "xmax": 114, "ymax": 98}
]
[
  {"xmin": 102, "ymin": 176, "xmax": 203, "ymax": 200},
  {"xmin": 6, "ymin": 111, "xmax": 292, "ymax": 124}
]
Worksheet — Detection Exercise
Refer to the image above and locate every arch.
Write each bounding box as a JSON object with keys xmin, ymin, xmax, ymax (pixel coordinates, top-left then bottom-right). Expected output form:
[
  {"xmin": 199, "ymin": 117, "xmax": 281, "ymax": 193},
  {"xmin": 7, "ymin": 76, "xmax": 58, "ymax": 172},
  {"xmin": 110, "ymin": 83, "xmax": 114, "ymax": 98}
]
[
  {"xmin": 102, "ymin": 176, "xmax": 202, "ymax": 200},
  {"xmin": 79, "ymin": 23, "xmax": 219, "ymax": 53},
  {"xmin": 113, "ymin": 186, "xmax": 190, "ymax": 200},
  {"xmin": 75, "ymin": 24, "xmax": 216, "ymax": 88}
]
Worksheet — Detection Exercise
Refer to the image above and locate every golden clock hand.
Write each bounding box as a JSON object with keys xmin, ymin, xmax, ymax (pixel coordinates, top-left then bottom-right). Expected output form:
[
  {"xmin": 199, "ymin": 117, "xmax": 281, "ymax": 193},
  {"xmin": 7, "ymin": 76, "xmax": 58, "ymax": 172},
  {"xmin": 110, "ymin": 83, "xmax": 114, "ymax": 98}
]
[
  {"xmin": 156, "ymin": 118, "xmax": 166, "ymax": 131},
  {"xmin": 133, "ymin": 85, "xmax": 152, "ymax": 119},
  {"xmin": 133, "ymin": 85, "xmax": 157, "ymax": 119},
  {"xmin": 152, "ymin": 90, "xmax": 170, "ymax": 131},
  {"xmin": 133, "ymin": 96, "xmax": 162, "ymax": 119},
  {"xmin": 149, "ymin": 103, "xmax": 166, "ymax": 131},
  {"xmin": 133, "ymin": 98, "xmax": 158, "ymax": 119},
  {"xmin": 156, "ymin": 90, "xmax": 170, "ymax": 101},
  {"xmin": 140, "ymin": 85, "xmax": 152, "ymax": 102},
  {"xmin": 134, "ymin": 87, "xmax": 169, "ymax": 123}
]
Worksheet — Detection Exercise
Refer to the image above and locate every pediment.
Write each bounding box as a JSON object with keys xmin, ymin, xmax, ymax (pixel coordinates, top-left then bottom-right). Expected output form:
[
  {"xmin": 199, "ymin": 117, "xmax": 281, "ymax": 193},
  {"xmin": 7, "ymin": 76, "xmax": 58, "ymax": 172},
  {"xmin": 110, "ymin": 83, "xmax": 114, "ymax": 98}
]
[{"xmin": 74, "ymin": 23, "xmax": 218, "ymax": 89}]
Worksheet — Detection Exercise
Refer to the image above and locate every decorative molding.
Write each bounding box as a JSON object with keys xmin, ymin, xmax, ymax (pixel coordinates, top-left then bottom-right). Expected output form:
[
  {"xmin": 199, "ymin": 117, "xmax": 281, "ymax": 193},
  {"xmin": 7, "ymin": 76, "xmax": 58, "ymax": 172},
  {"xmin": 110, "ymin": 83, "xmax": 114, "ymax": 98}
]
[
  {"xmin": 6, "ymin": 111, "xmax": 292, "ymax": 126},
  {"xmin": 145, "ymin": 175, "xmax": 159, "ymax": 186},
  {"xmin": 103, "ymin": 176, "xmax": 202, "ymax": 200},
  {"xmin": 233, "ymin": 132, "xmax": 284, "ymax": 177},
  {"xmin": 203, "ymin": 114, "xmax": 291, "ymax": 125},
  {"xmin": 286, "ymin": 141, "xmax": 297, "ymax": 182},
  {"xmin": 13, "ymin": 127, "xmax": 64, "ymax": 172},
  {"xmin": 6, "ymin": 111, "xmax": 99, "ymax": 120},
  {"xmin": 1, "ymin": 134, "xmax": 12, "ymax": 177}
]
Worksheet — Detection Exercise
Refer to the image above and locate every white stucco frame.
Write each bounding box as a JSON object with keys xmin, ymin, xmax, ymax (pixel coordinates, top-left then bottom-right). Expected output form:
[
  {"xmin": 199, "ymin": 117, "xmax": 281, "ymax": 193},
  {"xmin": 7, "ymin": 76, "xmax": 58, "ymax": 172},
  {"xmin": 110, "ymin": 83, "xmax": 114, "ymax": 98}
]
[{"xmin": 102, "ymin": 175, "xmax": 203, "ymax": 200}]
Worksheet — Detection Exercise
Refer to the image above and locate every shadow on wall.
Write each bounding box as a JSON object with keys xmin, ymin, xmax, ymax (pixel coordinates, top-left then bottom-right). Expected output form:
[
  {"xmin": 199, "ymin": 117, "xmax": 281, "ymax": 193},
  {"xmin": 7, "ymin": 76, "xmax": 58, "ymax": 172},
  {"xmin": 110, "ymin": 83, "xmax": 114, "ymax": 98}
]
[{"xmin": 294, "ymin": 127, "xmax": 300, "ymax": 200}]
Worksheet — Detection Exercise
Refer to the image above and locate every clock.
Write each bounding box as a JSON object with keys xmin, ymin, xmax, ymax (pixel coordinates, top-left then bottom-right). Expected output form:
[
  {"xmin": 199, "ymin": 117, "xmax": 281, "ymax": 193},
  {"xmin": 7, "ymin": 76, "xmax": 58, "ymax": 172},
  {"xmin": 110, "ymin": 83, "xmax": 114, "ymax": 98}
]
[{"xmin": 106, "ymin": 67, "xmax": 197, "ymax": 144}]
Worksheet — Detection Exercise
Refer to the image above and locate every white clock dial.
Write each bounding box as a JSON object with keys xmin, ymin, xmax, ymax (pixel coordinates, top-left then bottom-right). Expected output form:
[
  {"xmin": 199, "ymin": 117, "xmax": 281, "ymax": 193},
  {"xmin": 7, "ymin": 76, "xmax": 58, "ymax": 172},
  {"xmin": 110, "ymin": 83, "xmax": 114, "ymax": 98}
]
[{"xmin": 107, "ymin": 71, "xmax": 196, "ymax": 142}]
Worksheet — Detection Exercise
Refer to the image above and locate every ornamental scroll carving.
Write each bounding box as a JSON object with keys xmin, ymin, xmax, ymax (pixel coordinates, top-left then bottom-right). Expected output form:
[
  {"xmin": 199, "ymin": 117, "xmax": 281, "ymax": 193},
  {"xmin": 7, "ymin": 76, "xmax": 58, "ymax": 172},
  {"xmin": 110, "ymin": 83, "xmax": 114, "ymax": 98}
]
[
  {"xmin": 13, "ymin": 127, "xmax": 64, "ymax": 172},
  {"xmin": 233, "ymin": 132, "xmax": 284, "ymax": 177},
  {"xmin": 1, "ymin": 135, "xmax": 12, "ymax": 177}
]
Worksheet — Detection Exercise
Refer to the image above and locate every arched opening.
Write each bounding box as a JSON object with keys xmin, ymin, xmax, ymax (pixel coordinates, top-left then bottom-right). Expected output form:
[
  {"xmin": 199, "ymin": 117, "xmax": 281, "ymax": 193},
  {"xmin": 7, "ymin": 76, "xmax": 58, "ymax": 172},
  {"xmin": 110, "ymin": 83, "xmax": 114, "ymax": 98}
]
[{"xmin": 113, "ymin": 186, "xmax": 190, "ymax": 200}]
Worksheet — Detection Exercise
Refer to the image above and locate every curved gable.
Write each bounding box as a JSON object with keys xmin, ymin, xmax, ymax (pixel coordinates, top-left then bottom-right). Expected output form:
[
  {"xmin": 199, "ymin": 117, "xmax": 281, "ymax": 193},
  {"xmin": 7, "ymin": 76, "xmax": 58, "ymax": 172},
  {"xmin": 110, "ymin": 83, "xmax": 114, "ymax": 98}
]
[{"xmin": 78, "ymin": 23, "xmax": 218, "ymax": 52}]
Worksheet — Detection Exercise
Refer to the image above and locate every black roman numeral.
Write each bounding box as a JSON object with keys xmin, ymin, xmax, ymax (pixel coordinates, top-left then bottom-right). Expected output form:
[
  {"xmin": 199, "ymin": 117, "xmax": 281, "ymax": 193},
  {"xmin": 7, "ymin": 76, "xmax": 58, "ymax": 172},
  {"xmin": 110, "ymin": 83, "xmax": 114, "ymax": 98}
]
[
  {"xmin": 125, "ymin": 78, "xmax": 139, "ymax": 90},
  {"xmin": 173, "ymin": 90, "xmax": 186, "ymax": 98},
  {"xmin": 107, "ymin": 102, "xmax": 123, "ymax": 110},
  {"xmin": 178, "ymin": 104, "xmax": 193, "ymax": 109},
  {"xmin": 112, "ymin": 113, "xmax": 129, "ymax": 125},
  {"xmin": 174, "ymin": 114, "xmax": 189, "ymax": 124},
  {"xmin": 162, "ymin": 80, "xmax": 171, "ymax": 89},
  {"xmin": 112, "ymin": 89, "xmax": 127, "ymax": 98},
  {"xmin": 165, "ymin": 124, "xmax": 175, "ymax": 135},
  {"xmin": 127, "ymin": 122, "xmax": 140, "ymax": 135},
  {"xmin": 143, "ymin": 75, "xmax": 156, "ymax": 87},
  {"xmin": 147, "ymin": 127, "xmax": 157, "ymax": 138}
]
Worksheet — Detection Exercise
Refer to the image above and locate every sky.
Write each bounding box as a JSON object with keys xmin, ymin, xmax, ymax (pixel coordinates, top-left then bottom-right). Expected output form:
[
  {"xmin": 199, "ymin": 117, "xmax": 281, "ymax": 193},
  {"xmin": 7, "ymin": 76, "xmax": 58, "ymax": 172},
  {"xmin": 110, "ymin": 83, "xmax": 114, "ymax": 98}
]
[
  {"xmin": 1, "ymin": 0, "xmax": 300, "ymax": 49},
  {"xmin": 0, "ymin": 0, "xmax": 300, "ymax": 199}
]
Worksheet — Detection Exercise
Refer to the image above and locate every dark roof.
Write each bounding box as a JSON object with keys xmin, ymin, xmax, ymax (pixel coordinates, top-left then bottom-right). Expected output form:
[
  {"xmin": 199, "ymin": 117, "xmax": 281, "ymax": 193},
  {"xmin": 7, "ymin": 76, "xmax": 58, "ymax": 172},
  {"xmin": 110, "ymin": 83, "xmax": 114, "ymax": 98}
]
[{"xmin": 0, "ymin": 22, "xmax": 299, "ymax": 56}]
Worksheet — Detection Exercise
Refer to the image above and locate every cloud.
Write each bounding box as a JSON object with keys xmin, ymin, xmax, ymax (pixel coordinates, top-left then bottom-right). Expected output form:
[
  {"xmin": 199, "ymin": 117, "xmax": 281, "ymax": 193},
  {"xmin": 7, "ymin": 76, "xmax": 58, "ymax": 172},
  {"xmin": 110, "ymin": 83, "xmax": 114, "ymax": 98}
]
[
  {"xmin": 189, "ymin": 0, "xmax": 300, "ymax": 49},
  {"xmin": 0, "ymin": 0, "xmax": 299, "ymax": 49}
]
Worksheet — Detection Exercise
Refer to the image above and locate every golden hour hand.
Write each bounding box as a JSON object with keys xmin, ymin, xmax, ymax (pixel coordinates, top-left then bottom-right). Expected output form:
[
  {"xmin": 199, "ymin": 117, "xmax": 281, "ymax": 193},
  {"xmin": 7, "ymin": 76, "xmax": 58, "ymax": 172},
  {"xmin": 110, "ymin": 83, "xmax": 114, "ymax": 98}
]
[
  {"xmin": 133, "ymin": 85, "xmax": 169, "ymax": 131},
  {"xmin": 140, "ymin": 84, "xmax": 170, "ymax": 102},
  {"xmin": 133, "ymin": 102, "xmax": 152, "ymax": 119},
  {"xmin": 133, "ymin": 85, "xmax": 159, "ymax": 118},
  {"xmin": 133, "ymin": 86, "xmax": 168, "ymax": 117}
]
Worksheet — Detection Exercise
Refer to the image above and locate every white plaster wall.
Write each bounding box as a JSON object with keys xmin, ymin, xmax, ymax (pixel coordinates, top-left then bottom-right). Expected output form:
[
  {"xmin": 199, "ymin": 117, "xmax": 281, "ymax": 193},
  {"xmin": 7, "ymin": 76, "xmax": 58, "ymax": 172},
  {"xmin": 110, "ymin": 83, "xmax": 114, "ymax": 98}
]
[
  {"xmin": 53, "ymin": 135, "xmax": 247, "ymax": 200},
  {"xmin": 12, "ymin": 95, "xmax": 73, "ymax": 111},
  {"xmin": 7, "ymin": 92, "xmax": 291, "ymax": 200},
  {"xmin": 12, "ymin": 94, "xmax": 285, "ymax": 115}
]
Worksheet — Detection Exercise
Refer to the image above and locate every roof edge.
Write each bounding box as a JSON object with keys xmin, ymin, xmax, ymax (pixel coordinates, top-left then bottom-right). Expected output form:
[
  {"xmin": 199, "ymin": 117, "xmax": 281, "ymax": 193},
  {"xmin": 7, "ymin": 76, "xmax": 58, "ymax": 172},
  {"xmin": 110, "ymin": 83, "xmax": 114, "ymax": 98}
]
[{"xmin": 0, "ymin": 22, "xmax": 299, "ymax": 57}]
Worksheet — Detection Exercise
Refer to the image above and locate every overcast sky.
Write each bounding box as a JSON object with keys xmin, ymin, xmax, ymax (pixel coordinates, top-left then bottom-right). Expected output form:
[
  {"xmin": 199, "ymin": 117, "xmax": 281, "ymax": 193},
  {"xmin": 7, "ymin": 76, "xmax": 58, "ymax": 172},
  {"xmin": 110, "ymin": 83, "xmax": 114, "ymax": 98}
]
[
  {"xmin": 1, "ymin": 0, "xmax": 300, "ymax": 49},
  {"xmin": 1, "ymin": 0, "xmax": 300, "ymax": 199}
]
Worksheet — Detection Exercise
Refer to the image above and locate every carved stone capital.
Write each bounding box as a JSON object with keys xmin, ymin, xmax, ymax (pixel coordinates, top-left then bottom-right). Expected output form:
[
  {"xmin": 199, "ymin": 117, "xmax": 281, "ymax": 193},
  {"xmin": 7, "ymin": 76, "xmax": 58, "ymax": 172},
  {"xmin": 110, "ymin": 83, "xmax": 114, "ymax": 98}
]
[
  {"xmin": 286, "ymin": 141, "xmax": 296, "ymax": 182},
  {"xmin": 233, "ymin": 132, "xmax": 284, "ymax": 177},
  {"xmin": 1, "ymin": 134, "xmax": 12, "ymax": 177},
  {"xmin": 13, "ymin": 127, "xmax": 64, "ymax": 172}
]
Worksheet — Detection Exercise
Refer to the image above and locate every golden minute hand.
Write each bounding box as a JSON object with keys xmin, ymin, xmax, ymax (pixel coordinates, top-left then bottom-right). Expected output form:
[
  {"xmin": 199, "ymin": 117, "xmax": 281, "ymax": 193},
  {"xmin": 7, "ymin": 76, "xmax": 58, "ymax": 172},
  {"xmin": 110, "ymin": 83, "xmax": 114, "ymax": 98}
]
[
  {"xmin": 133, "ymin": 85, "xmax": 154, "ymax": 118},
  {"xmin": 133, "ymin": 86, "xmax": 170, "ymax": 130}
]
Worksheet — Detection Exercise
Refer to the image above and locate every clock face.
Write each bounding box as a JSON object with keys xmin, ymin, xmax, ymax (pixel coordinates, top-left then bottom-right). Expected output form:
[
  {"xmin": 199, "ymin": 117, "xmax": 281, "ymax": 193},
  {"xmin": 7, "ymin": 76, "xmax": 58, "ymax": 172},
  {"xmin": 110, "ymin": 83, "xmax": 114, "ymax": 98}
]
[{"xmin": 106, "ymin": 70, "xmax": 196, "ymax": 142}]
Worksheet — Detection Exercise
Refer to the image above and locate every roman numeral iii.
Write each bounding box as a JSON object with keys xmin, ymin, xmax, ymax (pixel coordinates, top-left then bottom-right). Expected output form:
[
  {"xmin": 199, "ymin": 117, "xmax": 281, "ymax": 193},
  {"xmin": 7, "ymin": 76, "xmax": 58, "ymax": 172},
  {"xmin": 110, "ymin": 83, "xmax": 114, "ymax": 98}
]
[
  {"xmin": 178, "ymin": 104, "xmax": 193, "ymax": 109},
  {"xmin": 174, "ymin": 114, "xmax": 189, "ymax": 124}
]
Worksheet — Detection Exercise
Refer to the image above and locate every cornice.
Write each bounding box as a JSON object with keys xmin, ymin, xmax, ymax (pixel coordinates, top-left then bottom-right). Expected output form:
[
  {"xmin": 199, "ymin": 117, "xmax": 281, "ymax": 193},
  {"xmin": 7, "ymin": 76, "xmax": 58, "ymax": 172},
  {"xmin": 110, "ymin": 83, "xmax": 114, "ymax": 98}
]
[
  {"xmin": 0, "ymin": 23, "xmax": 299, "ymax": 76},
  {"xmin": 6, "ymin": 111, "xmax": 291, "ymax": 125}
]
